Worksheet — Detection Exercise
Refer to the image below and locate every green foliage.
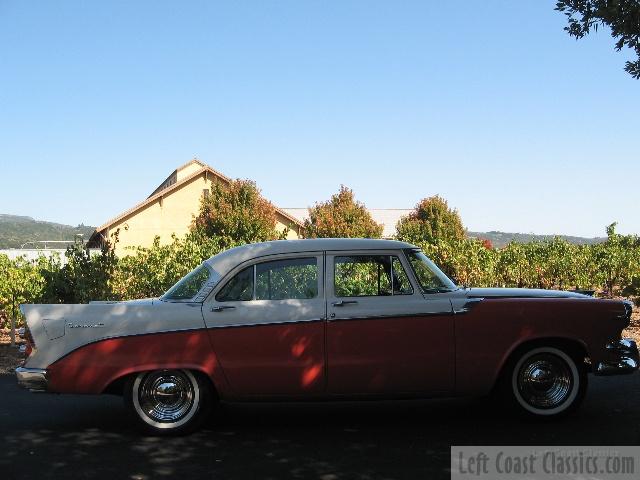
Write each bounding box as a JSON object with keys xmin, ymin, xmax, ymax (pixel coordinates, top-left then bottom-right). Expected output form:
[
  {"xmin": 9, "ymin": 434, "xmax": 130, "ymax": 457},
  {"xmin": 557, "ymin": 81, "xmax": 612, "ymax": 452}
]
[
  {"xmin": 192, "ymin": 179, "xmax": 286, "ymax": 249},
  {"xmin": 0, "ymin": 254, "xmax": 50, "ymax": 327},
  {"xmin": 39, "ymin": 241, "xmax": 118, "ymax": 304},
  {"xmin": 304, "ymin": 186, "xmax": 383, "ymax": 239},
  {"xmin": 396, "ymin": 196, "xmax": 466, "ymax": 245},
  {"xmin": 113, "ymin": 233, "xmax": 222, "ymax": 299},
  {"xmin": 592, "ymin": 222, "xmax": 640, "ymax": 295},
  {"xmin": 410, "ymin": 224, "xmax": 640, "ymax": 295},
  {"xmin": 555, "ymin": 0, "xmax": 640, "ymax": 78},
  {"xmin": 622, "ymin": 277, "xmax": 640, "ymax": 306}
]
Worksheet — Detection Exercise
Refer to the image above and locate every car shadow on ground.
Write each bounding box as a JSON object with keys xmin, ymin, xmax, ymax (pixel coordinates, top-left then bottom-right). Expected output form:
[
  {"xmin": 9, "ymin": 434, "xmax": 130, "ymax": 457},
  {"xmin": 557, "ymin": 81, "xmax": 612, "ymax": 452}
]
[{"xmin": 1, "ymin": 374, "xmax": 640, "ymax": 480}]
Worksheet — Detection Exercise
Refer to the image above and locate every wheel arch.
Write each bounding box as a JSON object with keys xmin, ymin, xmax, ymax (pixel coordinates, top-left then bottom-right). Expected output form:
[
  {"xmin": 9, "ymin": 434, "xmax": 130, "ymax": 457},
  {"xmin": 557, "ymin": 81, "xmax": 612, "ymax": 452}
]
[
  {"xmin": 491, "ymin": 336, "xmax": 589, "ymax": 392},
  {"xmin": 101, "ymin": 365, "xmax": 220, "ymax": 399}
]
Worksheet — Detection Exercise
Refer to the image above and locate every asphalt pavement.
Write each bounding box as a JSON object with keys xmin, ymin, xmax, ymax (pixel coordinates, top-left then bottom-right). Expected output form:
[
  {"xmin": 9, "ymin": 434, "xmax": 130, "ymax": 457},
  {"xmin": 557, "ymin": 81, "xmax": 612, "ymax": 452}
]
[{"xmin": 1, "ymin": 373, "xmax": 639, "ymax": 480}]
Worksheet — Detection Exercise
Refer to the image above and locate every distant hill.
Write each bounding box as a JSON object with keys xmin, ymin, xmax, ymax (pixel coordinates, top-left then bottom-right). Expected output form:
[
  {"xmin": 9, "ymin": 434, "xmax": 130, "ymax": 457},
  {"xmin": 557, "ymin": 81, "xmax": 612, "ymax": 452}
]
[
  {"xmin": 0, "ymin": 213, "xmax": 606, "ymax": 250},
  {"xmin": 468, "ymin": 231, "xmax": 606, "ymax": 249},
  {"xmin": 0, "ymin": 214, "xmax": 95, "ymax": 249}
]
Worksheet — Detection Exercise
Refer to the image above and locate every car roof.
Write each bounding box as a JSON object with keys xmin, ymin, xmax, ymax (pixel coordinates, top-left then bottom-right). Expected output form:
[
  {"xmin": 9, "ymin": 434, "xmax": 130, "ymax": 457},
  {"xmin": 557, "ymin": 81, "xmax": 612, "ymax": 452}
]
[{"xmin": 204, "ymin": 238, "xmax": 417, "ymax": 276}]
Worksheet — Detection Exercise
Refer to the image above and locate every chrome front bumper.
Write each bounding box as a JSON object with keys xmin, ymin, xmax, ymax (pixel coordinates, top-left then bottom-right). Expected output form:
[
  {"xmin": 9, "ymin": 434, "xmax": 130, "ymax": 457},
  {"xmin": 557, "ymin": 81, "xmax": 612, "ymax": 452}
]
[
  {"xmin": 595, "ymin": 339, "xmax": 640, "ymax": 376},
  {"xmin": 15, "ymin": 367, "xmax": 48, "ymax": 392}
]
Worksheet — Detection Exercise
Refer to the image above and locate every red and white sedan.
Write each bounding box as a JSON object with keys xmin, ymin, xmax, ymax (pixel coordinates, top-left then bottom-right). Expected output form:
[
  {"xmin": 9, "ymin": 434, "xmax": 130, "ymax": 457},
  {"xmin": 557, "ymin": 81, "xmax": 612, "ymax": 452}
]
[{"xmin": 16, "ymin": 238, "xmax": 638, "ymax": 434}]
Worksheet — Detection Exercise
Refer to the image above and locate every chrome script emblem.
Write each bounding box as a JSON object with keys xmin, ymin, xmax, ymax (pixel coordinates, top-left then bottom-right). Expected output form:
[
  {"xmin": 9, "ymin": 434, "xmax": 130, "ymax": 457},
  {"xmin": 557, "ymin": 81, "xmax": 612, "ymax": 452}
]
[{"xmin": 67, "ymin": 322, "xmax": 105, "ymax": 329}]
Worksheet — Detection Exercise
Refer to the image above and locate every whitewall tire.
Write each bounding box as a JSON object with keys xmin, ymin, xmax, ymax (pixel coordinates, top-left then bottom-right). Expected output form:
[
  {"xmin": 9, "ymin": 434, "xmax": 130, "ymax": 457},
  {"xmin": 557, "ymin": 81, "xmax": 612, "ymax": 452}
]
[
  {"xmin": 507, "ymin": 346, "xmax": 587, "ymax": 418},
  {"xmin": 125, "ymin": 369, "xmax": 212, "ymax": 435}
]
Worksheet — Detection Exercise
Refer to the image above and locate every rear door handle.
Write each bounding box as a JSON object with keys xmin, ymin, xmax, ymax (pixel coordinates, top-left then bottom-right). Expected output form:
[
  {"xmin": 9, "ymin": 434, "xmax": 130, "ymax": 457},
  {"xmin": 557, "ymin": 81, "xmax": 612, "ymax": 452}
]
[
  {"xmin": 332, "ymin": 300, "xmax": 358, "ymax": 307},
  {"xmin": 211, "ymin": 305, "xmax": 236, "ymax": 312}
]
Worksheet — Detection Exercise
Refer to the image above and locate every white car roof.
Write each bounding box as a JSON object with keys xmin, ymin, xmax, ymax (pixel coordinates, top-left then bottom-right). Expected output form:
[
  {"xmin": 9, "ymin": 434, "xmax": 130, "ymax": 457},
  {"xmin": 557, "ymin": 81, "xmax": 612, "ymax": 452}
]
[{"xmin": 205, "ymin": 238, "xmax": 417, "ymax": 277}]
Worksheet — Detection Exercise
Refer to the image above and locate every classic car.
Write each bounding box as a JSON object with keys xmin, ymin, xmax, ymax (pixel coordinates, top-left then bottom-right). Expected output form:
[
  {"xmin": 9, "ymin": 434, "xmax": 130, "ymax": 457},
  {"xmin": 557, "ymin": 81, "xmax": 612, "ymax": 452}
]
[{"xmin": 16, "ymin": 238, "xmax": 638, "ymax": 434}]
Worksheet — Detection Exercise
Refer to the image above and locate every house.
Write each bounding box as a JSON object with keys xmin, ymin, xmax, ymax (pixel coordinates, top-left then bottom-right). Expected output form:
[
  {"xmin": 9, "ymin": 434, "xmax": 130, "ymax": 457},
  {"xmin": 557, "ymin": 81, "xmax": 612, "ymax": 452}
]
[{"xmin": 89, "ymin": 159, "xmax": 304, "ymax": 255}]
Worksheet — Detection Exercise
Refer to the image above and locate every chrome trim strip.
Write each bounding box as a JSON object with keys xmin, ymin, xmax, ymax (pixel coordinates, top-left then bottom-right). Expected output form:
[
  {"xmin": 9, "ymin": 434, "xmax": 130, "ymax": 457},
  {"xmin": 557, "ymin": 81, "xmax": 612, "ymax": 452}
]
[
  {"xmin": 207, "ymin": 318, "xmax": 325, "ymax": 329},
  {"xmin": 15, "ymin": 367, "xmax": 48, "ymax": 392},
  {"xmin": 327, "ymin": 311, "xmax": 452, "ymax": 322}
]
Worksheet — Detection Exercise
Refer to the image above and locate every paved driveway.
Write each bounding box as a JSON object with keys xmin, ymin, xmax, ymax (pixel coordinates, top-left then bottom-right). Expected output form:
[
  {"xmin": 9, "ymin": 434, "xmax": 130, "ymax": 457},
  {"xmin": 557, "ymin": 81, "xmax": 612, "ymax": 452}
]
[{"xmin": 1, "ymin": 374, "xmax": 639, "ymax": 480}]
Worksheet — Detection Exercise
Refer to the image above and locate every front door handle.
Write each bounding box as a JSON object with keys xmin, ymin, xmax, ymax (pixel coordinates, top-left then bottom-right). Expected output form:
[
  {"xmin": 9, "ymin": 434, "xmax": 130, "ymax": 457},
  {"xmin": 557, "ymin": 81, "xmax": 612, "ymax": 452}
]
[
  {"xmin": 211, "ymin": 305, "xmax": 236, "ymax": 312},
  {"xmin": 332, "ymin": 300, "xmax": 358, "ymax": 307}
]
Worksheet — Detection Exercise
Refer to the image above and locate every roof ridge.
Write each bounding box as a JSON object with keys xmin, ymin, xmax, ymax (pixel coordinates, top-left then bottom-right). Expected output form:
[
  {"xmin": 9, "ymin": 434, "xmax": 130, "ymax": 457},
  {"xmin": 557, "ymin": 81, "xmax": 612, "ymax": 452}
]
[
  {"xmin": 95, "ymin": 164, "xmax": 304, "ymax": 233},
  {"xmin": 176, "ymin": 157, "xmax": 205, "ymax": 172}
]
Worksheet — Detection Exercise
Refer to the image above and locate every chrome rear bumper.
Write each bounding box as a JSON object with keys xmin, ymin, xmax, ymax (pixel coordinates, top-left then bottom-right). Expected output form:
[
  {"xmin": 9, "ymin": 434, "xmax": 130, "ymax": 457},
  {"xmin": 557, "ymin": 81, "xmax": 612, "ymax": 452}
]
[
  {"xmin": 15, "ymin": 367, "xmax": 48, "ymax": 392},
  {"xmin": 595, "ymin": 339, "xmax": 640, "ymax": 376}
]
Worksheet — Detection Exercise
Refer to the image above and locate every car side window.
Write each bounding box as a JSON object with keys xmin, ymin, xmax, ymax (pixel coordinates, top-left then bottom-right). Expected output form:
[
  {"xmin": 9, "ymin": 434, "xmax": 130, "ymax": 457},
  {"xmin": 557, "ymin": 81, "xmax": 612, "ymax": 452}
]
[
  {"xmin": 334, "ymin": 255, "xmax": 413, "ymax": 297},
  {"xmin": 215, "ymin": 266, "xmax": 254, "ymax": 302},
  {"xmin": 392, "ymin": 256, "xmax": 413, "ymax": 295},
  {"xmin": 216, "ymin": 257, "xmax": 319, "ymax": 302},
  {"xmin": 256, "ymin": 257, "xmax": 318, "ymax": 300}
]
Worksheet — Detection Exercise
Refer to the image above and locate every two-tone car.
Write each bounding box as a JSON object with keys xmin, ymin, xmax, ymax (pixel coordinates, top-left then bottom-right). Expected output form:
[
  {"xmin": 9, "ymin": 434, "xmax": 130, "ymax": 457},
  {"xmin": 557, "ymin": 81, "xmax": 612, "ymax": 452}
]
[{"xmin": 16, "ymin": 238, "xmax": 638, "ymax": 434}]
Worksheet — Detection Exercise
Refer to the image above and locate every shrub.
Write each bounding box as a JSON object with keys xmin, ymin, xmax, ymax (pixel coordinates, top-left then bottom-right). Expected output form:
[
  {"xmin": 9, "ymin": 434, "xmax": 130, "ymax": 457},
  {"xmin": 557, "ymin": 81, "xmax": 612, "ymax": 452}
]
[
  {"xmin": 192, "ymin": 179, "xmax": 286, "ymax": 249},
  {"xmin": 396, "ymin": 196, "xmax": 465, "ymax": 245},
  {"xmin": 304, "ymin": 186, "xmax": 383, "ymax": 238}
]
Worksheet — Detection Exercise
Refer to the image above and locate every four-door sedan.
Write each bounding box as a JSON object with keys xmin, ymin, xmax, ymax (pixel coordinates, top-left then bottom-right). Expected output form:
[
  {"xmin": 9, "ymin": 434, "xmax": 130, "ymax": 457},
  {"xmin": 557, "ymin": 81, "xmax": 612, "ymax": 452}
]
[{"xmin": 16, "ymin": 238, "xmax": 639, "ymax": 434}]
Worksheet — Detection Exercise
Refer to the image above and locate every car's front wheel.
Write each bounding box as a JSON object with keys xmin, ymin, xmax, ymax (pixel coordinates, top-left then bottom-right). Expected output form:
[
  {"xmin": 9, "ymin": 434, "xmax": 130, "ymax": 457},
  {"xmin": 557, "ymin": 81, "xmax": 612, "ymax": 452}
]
[
  {"xmin": 125, "ymin": 369, "xmax": 212, "ymax": 435},
  {"xmin": 505, "ymin": 346, "xmax": 587, "ymax": 418}
]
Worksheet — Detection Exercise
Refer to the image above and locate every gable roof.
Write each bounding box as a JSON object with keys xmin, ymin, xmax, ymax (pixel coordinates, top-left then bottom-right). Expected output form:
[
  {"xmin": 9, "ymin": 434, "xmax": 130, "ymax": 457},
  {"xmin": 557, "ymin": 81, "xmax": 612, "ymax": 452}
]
[
  {"xmin": 95, "ymin": 161, "xmax": 304, "ymax": 234},
  {"xmin": 148, "ymin": 158, "xmax": 210, "ymax": 198}
]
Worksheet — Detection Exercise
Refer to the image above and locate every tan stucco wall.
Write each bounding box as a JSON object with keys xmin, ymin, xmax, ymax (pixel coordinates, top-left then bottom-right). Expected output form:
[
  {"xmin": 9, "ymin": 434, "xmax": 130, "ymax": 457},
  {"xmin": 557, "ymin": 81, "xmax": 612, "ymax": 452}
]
[
  {"xmin": 104, "ymin": 172, "xmax": 301, "ymax": 256},
  {"xmin": 176, "ymin": 162, "xmax": 204, "ymax": 181},
  {"xmin": 276, "ymin": 216, "xmax": 302, "ymax": 240}
]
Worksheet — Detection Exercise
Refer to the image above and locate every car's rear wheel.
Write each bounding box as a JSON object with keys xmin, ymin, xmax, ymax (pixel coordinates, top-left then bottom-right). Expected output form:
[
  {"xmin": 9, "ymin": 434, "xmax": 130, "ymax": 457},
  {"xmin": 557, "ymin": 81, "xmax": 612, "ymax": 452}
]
[
  {"xmin": 125, "ymin": 369, "xmax": 212, "ymax": 435},
  {"xmin": 505, "ymin": 346, "xmax": 587, "ymax": 418}
]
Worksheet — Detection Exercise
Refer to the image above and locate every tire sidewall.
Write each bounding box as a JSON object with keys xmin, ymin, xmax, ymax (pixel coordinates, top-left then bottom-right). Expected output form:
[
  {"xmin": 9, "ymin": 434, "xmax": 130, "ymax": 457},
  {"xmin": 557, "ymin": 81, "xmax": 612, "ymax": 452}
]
[{"xmin": 510, "ymin": 347, "xmax": 582, "ymax": 417}]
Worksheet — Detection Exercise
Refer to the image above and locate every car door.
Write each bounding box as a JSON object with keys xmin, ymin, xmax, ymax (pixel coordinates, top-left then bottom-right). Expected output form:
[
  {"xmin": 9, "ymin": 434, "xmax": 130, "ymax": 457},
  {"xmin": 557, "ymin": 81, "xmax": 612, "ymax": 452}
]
[
  {"xmin": 203, "ymin": 253, "xmax": 326, "ymax": 397},
  {"xmin": 326, "ymin": 250, "xmax": 455, "ymax": 395}
]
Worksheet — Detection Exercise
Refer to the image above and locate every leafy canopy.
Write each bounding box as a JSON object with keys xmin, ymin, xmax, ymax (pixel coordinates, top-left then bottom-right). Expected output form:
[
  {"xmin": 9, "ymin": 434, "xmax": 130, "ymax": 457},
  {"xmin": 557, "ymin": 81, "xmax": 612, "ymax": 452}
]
[
  {"xmin": 192, "ymin": 179, "xmax": 286, "ymax": 249},
  {"xmin": 303, "ymin": 186, "xmax": 383, "ymax": 238},
  {"xmin": 395, "ymin": 195, "xmax": 466, "ymax": 245},
  {"xmin": 555, "ymin": 0, "xmax": 640, "ymax": 78}
]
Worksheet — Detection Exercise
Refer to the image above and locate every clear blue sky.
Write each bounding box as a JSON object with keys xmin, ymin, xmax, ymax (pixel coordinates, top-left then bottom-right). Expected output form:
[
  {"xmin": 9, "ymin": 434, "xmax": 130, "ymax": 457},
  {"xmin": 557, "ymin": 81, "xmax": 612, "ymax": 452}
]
[{"xmin": 1, "ymin": 1, "xmax": 638, "ymax": 237}]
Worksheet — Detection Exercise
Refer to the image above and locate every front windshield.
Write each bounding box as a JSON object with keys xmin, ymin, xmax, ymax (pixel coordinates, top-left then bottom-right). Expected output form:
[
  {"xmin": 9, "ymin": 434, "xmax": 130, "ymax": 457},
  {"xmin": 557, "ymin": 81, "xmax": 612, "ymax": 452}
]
[
  {"xmin": 162, "ymin": 263, "xmax": 215, "ymax": 301},
  {"xmin": 404, "ymin": 249, "xmax": 457, "ymax": 293}
]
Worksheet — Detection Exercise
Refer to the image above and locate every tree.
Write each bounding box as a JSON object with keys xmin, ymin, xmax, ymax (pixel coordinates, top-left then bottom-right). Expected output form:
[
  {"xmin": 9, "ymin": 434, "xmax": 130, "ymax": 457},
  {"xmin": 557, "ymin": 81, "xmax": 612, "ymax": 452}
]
[
  {"xmin": 192, "ymin": 179, "xmax": 286, "ymax": 249},
  {"xmin": 303, "ymin": 186, "xmax": 383, "ymax": 238},
  {"xmin": 395, "ymin": 195, "xmax": 465, "ymax": 245},
  {"xmin": 555, "ymin": 0, "xmax": 640, "ymax": 78}
]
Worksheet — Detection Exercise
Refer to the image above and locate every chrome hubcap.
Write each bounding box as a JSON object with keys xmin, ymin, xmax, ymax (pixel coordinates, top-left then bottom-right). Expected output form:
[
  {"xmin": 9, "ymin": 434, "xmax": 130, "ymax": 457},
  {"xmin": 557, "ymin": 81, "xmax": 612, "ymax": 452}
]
[
  {"xmin": 517, "ymin": 354, "xmax": 572, "ymax": 409},
  {"xmin": 137, "ymin": 371, "xmax": 195, "ymax": 423}
]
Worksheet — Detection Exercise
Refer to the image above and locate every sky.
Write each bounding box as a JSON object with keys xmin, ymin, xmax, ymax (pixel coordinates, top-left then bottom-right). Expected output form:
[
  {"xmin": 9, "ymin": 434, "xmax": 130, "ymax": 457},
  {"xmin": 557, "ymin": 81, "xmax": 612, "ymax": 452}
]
[{"xmin": 0, "ymin": 0, "xmax": 638, "ymax": 237}]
